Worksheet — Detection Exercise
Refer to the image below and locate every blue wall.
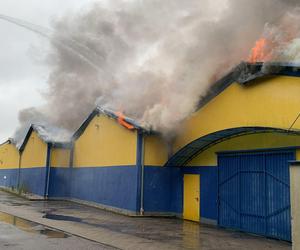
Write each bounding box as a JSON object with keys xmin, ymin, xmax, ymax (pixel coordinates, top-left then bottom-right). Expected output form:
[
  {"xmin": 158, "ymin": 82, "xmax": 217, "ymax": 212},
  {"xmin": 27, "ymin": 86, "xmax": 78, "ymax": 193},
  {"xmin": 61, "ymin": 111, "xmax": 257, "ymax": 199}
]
[
  {"xmin": 144, "ymin": 166, "xmax": 182, "ymax": 214},
  {"xmin": 49, "ymin": 166, "xmax": 139, "ymax": 212},
  {"xmin": 70, "ymin": 166, "xmax": 138, "ymax": 211},
  {"xmin": 48, "ymin": 168, "xmax": 71, "ymax": 198},
  {"xmin": 19, "ymin": 167, "xmax": 47, "ymax": 196},
  {"xmin": 143, "ymin": 166, "xmax": 217, "ymax": 219},
  {"xmin": 0, "ymin": 165, "xmax": 217, "ymax": 220},
  {"xmin": 182, "ymin": 166, "xmax": 218, "ymax": 221},
  {"xmin": 0, "ymin": 169, "xmax": 18, "ymax": 188},
  {"xmin": 171, "ymin": 167, "xmax": 183, "ymax": 214},
  {"xmin": 0, "ymin": 167, "xmax": 48, "ymax": 197},
  {"xmin": 48, "ymin": 165, "xmax": 183, "ymax": 214}
]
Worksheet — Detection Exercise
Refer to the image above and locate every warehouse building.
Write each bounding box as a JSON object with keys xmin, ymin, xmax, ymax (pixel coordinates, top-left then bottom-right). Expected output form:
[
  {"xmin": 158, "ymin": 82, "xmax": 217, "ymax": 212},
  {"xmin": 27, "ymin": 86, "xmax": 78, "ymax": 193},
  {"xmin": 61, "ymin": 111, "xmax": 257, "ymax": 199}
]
[
  {"xmin": 0, "ymin": 139, "xmax": 19, "ymax": 188},
  {"xmin": 0, "ymin": 125, "xmax": 71, "ymax": 197},
  {"xmin": 18, "ymin": 125, "xmax": 71, "ymax": 197},
  {"xmin": 50, "ymin": 107, "xmax": 181, "ymax": 215},
  {"xmin": 167, "ymin": 62, "xmax": 300, "ymax": 241},
  {"xmin": 0, "ymin": 62, "xmax": 300, "ymax": 242}
]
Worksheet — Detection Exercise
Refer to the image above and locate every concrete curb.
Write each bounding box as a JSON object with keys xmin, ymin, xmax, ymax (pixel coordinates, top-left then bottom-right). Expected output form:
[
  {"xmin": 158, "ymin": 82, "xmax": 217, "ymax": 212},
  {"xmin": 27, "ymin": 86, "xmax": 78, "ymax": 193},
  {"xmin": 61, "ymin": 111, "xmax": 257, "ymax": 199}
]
[
  {"xmin": 0, "ymin": 203, "xmax": 178, "ymax": 250},
  {"xmin": 0, "ymin": 187, "xmax": 44, "ymax": 201}
]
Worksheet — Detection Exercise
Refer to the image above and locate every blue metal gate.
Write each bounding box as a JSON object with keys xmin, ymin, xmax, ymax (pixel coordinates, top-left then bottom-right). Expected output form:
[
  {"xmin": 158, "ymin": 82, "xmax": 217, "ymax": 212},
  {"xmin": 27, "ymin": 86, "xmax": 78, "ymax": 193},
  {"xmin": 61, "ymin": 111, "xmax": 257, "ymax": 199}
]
[{"xmin": 218, "ymin": 149, "xmax": 294, "ymax": 241}]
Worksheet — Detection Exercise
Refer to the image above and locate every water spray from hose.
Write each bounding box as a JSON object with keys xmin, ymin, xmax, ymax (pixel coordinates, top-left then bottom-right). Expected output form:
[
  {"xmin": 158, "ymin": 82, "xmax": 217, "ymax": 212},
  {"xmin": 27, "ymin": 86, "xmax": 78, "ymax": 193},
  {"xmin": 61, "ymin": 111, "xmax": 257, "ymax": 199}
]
[{"xmin": 0, "ymin": 13, "xmax": 105, "ymax": 73}]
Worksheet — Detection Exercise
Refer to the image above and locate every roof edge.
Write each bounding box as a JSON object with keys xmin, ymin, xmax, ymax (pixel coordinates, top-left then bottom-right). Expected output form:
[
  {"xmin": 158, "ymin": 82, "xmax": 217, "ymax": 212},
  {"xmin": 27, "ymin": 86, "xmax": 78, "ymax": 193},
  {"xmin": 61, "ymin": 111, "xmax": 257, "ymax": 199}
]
[
  {"xmin": 19, "ymin": 124, "xmax": 71, "ymax": 152},
  {"xmin": 197, "ymin": 61, "xmax": 300, "ymax": 110},
  {"xmin": 72, "ymin": 106, "xmax": 153, "ymax": 141},
  {"xmin": 0, "ymin": 139, "xmax": 17, "ymax": 148}
]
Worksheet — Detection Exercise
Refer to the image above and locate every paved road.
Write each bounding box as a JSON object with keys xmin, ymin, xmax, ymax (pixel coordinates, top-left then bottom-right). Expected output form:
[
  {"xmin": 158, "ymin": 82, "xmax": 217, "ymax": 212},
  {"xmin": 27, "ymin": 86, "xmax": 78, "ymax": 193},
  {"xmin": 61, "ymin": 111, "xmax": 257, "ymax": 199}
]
[
  {"xmin": 0, "ymin": 216, "xmax": 113, "ymax": 250},
  {"xmin": 0, "ymin": 190, "xmax": 292, "ymax": 250}
]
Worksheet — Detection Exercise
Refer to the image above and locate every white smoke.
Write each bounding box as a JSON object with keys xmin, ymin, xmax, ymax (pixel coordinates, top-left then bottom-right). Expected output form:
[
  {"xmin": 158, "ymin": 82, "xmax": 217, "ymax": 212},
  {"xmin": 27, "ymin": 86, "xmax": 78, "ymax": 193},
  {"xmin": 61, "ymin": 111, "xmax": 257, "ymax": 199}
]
[{"xmin": 12, "ymin": 0, "xmax": 300, "ymax": 142}]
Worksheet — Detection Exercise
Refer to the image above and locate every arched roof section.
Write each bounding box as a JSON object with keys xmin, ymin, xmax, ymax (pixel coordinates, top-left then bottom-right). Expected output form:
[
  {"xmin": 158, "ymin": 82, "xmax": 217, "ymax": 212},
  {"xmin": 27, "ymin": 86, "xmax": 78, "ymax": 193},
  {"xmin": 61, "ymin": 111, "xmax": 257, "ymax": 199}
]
[
  {"xmin": 173, "ymin": 64, "xmax": 300, "ymax": 154},
  {"xmin": 165, "ymin": 127, "xmax": 300, "ymax": 167}
]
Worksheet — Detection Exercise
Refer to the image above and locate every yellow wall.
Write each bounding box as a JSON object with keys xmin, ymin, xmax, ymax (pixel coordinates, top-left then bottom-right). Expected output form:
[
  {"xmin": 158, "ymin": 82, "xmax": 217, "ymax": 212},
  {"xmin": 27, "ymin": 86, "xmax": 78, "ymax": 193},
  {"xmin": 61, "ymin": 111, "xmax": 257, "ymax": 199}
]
[
  {"xmin": 174, "ymin": 77, "xmax": 300, "ymax": 153},
  {"xmin": 144, "ymin": 135, "xmax": 168, "ymax": 166},
  {"xmin": 50, "ymin": 148, "xmax": 70, "ymax": 168},
  {"xmin": 73, "ymin": 115, "xmax": 137, "ymax": 167},
  {"xmin": 0, "ymin": 142, "xmax": 19, "ymax": 169},
  {"xmin": 20, "ymin": 131, "xmax": 47, "ymax": 168},
  {"xmin": 296, "ymin": 149, "xmax": 300, "ymax": 161},
  {"xmin": 187, "ymin": 133, "xmax": 300, "ymax": 166}
]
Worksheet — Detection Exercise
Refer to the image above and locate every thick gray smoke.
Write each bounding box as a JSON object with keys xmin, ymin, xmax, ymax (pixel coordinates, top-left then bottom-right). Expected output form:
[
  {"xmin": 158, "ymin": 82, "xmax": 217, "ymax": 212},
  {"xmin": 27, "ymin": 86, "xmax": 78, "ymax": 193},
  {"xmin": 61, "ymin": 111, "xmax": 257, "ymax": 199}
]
[{"xmin": 14, "ymin": 0, "xmax": 300, "ymax": 142}]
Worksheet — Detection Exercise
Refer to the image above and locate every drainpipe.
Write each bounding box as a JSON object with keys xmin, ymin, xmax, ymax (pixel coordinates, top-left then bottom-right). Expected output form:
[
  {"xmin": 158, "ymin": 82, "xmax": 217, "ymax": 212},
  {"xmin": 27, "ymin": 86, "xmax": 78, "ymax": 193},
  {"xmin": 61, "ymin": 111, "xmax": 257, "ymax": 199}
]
[
  {"xmin": 140, "ymin": 133, "xmax": 145, "ymax": 215},
  {"xmin": 17, "ymin": 152, "xmax": 22, "ymax": 193},
  {"xmin": 68, "ymin": 141, "xmax": 74, "ymax": 198},
  {"xmin": 44, "ymin": 143, "xmax": 52, "ymax": 199},
  {"xmin": 69, "ymin": 142, "xmax": 74, "ymax": 168}
]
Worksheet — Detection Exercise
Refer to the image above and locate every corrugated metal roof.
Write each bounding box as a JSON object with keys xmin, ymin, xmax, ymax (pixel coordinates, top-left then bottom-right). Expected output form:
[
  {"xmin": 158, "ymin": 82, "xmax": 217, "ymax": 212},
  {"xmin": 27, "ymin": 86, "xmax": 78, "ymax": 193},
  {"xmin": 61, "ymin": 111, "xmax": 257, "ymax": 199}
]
[
  {"xmin": 197, "ymin": 62, "xmax": 300, "ymax": 110},
  {"xmin": 19, "ymin": 124, "xmax": 72, "ymax": 151},
  {"xmin": 72, "ymin": 106, "xmax": 153, "ymax": 141}
]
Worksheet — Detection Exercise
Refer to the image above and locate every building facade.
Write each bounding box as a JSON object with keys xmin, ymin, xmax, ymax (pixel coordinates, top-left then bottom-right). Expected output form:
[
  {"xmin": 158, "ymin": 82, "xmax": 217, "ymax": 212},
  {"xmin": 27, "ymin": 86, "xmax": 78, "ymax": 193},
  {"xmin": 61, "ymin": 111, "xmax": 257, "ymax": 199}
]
[
  {"xmin": 167, "ymin": 63, "xmax": 300, "ymax": 241},
  {"xmin": 0, "ymin": 63, "xmax": 300, "ymax": 242}
]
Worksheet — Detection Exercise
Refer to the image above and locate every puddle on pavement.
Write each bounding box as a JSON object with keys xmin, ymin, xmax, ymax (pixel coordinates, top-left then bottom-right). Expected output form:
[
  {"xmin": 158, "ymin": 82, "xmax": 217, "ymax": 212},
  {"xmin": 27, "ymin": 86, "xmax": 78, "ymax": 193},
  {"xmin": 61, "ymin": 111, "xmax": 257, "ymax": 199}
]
[
  {"xmin": 43, "ymin": 213, "xmax": 82, "ymax": 223},
  {"xmin": 0, "ymin": 211, "xmax": 69, "ymax": 238}
]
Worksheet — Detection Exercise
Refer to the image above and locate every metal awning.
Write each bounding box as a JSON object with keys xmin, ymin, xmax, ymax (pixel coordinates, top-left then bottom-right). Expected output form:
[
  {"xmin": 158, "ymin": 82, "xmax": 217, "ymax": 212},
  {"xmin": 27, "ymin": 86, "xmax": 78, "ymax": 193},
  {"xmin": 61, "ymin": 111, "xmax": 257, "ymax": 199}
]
[{"xmin": 164, "ymin": 127, "xmax": 300, "ymax": 167}]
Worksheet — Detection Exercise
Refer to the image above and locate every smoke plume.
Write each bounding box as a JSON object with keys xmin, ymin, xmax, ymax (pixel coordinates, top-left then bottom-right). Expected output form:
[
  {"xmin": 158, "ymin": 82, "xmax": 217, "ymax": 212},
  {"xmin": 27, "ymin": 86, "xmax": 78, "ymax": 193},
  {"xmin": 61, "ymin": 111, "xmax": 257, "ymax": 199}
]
[{"xmin": 14, "ymin": 0, "xmax": 300, "ymax": 142}]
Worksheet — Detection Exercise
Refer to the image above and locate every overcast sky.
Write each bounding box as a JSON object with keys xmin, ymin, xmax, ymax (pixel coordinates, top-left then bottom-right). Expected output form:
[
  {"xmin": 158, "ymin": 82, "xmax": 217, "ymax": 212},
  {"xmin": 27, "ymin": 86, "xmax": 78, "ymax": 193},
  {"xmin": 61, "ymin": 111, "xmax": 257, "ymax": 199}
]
[{"xmin": 0, "ymin": 0, "xmax": 101, "ymax": 142}]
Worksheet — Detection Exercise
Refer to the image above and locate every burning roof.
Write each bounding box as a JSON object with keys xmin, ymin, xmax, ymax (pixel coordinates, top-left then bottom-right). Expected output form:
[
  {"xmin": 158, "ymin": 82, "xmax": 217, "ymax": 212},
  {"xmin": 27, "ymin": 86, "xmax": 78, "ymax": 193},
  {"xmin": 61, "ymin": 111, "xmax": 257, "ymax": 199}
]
[
  {"xmin": 72, "ymin": 106, "xmax": 153, "ymax": 141},
  {"xmin": 198, "ymin": 61, "xmax": 300, "ymax": 110}
]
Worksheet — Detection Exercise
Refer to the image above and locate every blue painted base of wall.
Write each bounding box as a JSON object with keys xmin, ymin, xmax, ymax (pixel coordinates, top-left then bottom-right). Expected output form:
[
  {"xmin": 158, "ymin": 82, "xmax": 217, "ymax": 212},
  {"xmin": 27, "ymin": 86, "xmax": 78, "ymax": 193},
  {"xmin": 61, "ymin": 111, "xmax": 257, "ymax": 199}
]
[
  {"xmin": 19, "ymin": 167, "xmax": 46, "ymax": 196},
  {"xmin": 0, "ymin": 168, "xmax": 18, "ymax": 188},
  {"xmin": 49, "ymin": 166, "xmax": 139, "ymax": 212},
  {"xmin": 49, "ymin": 168, "xmax": 71, "ymax": 198},
  {"xmin": 0, "ymin": 167, "xmax": 47, "ymax": 197},
  {"xmin": 144, "ymin": 166, "xmax": 182, "ymax": 214},
  {"xmin": 49, "ymin": 166, "xmax": 184, "ymax": 215},
  {"xmin": 0, "ymin": 165, "xmax": 217, "ymax": 221},
  {"xmin": 71, "ymin": 166, "xmax": 138, "ymax": 211},
  {"xmin": 144, "ymin": 165, "xmax": 218, "ymax": 220}
]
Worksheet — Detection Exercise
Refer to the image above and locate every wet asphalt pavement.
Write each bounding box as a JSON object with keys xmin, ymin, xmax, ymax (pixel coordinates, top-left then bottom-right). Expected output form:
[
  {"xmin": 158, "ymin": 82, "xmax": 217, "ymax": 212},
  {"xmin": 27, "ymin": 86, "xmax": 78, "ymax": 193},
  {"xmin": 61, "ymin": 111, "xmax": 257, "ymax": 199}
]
[
  {"xmin": 0, "ymin": 212, "xmax": 113, "ymax": 250},
  {"xmin": 0, "ymin": 190, "xmax": 292, "ymax": 250}
]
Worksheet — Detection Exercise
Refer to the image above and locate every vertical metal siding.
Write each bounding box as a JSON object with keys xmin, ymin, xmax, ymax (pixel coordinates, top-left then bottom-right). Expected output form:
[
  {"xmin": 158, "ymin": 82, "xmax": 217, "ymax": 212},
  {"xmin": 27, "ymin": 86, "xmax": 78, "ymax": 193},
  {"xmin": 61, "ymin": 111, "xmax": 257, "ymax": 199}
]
[
  {"xmin": 265, "ymin": 152, "xmax": 292, "ymax": 241},
  {"xmin": 218, "ymin": 154, "xmax": 240, "ymax": 230},
  {"xmin": 218, "ymin": 150, "xmax": 294, "ymax": 241}
]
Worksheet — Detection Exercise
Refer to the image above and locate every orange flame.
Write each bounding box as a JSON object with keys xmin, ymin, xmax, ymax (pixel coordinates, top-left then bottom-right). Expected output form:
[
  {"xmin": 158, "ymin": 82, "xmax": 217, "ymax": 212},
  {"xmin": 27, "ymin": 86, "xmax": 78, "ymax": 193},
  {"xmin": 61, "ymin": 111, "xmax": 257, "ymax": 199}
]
[
  {"xmin": 248, "ymin": 38, "xmax": 269, "ymax": 63},
  {"xmin": 116, "ymin": 111, "xmax": 135, "ymax": 130}
]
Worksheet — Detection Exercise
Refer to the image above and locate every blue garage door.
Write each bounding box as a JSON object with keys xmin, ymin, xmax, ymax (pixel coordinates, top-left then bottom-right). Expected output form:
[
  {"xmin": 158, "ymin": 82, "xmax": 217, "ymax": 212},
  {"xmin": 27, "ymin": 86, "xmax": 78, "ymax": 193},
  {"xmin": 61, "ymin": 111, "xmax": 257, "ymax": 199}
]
[{"xmin": 218, "ymin": 149, "xmax": 294, "ymax": 241}]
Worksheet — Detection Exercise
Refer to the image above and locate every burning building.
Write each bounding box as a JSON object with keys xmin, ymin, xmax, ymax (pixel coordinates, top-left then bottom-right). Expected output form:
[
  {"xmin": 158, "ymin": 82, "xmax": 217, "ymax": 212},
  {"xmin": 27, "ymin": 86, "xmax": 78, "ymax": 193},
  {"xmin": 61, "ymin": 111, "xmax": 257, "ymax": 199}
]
[
  {"xmin": 54, "ymin": 107, "xmax": 176, "ymax": 214},
  {"xmin": 0, "ymin": 62, "xmax": 300, "ymax": 242},
  {"xmin": 167, "ymin": 62, "xmax": 300, "ymax": 242},
  {"xmin": 1, "ymin": 0, "xmax": 300, "ymax": 246}
]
